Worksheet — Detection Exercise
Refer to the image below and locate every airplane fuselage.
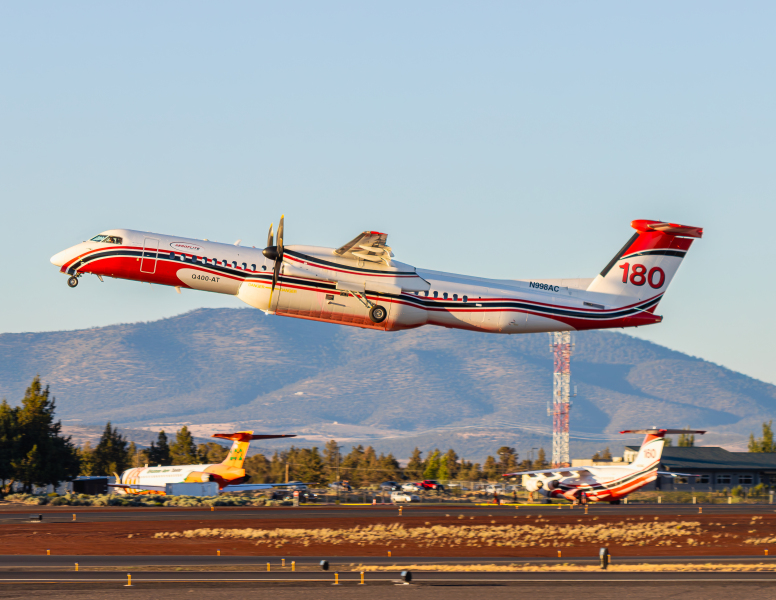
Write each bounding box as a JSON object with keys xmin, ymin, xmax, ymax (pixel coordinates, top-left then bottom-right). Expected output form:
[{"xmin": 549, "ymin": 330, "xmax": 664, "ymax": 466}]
[{"xmin": 51, "ymin": 227, "xmax": 679, "ymax": 334}]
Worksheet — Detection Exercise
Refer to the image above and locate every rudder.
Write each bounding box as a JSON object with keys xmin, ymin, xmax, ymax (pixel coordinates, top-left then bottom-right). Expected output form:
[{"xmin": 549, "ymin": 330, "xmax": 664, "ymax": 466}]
[{"xmin": 586, "ymin": 220, "xmax": 702, "ymax": 304}]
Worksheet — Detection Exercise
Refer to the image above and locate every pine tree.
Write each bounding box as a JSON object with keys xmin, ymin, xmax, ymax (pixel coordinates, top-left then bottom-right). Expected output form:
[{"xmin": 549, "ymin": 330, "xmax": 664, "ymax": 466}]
[
  {"xmin": 78, "ymin": 442, "xmax": 96, "ymax": 476},
  {"xmin": 359, "ymin": 446, "xmax": 379, "ymax": 485},
  {"xmin": 424, "ymin": 450, "xmax": 441, "ymax": 480},
  {"xmin": 0, "ymin": 400, "xmax": 19, "ymax": 493},
  {"xmin": 443, "ymin": 449, "xmax": 459, "ymax": 479},
  {"xmin": 147, "ymin": 431, "xmax": 172, "ymax": 465},
  {"xmin": 292, "ymin": 447, "xmax": 325, "ymax": 484},
  {"xmin": 601, "ymin": 447, "xmax": 613, "ymax": 460},
  {"xmin": 534, "ymin": 448, "xmax": 549, "ymax": 469},
  {"xmin": 127, "ymin": 442, "xmax": 142, "ymax": 468},
  {"xmin": 377, "ymin": 453, "xmax": 400, "ymax": 481},
  {"xmin": 12, "ymin": 378, "xmax": 80, "ymax": 491},
  {"xmin": 749, "ymin": 421, "xmax": 775, "ymax": 453},
  {"xmin": 341, "ymin": 445, "xmax": 365, "ymax": 486},
  {"xmin": 197, "ymin": 442, "xmax": 228, "ymax": 464},
  {"xmin": 269, "ymin": 451, "xmax": 287, "ymax": 482},
  {"xmin": 437, "ymin": 455, "xmax": 450, "ymax": 482},
  {"xmin": 483, "ymin": 455, "xmax": 498, "ymax": 481},
  {"xmin": 244, "ymin": 453, "xmax": 270, "ymax": 483},
  {"xmin": 170, "ymin": 426, "xmax": 198, "ymax": 465},
  {"xmin": 405, "ymin": 448, "xmax": 424, "ymax": 480},
  {"xmin": 677, "ymin": 428, "xmax": 695, "ymax": 447},
  {"xmin": 497, "ymin": 446, "xmax": 518, "ymax": 473},
  {"xmin": 323, "ymin": 440, "xmax": 342, "ymax": 483},
  {"xmin": 92, "ymin": 422, "xmax": 130, "ymax": 476}
]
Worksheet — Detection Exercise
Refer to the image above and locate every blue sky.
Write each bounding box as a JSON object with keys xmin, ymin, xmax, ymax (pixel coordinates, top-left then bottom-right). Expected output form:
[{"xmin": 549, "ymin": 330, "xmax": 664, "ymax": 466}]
[{"xmin": 1, "ymin": 2, "xmax": 774, "ymax": 384}]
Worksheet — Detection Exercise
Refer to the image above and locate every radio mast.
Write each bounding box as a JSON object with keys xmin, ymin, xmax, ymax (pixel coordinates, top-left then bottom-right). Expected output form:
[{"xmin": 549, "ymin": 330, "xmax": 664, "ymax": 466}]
[{"xmin": 549, "ymin": 332, "xmax": 574, "ymax": 467}]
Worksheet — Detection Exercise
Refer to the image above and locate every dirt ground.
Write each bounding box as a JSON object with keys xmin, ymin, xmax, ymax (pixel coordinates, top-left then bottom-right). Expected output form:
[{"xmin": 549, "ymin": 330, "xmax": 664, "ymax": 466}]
[{"xmin": 2, "ymin": 506, "xmax": 776, "ymax": 557}]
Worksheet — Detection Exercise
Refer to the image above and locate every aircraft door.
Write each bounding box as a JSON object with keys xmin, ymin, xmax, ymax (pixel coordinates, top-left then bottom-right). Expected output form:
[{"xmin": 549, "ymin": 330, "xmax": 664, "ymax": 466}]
[{"xmin": 140, "ymin": 237, "xmax": 159, "ymax": 274}]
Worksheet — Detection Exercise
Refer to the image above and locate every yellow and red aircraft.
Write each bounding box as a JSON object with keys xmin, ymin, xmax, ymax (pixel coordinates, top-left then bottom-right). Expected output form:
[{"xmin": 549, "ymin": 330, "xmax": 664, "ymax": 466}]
[{"xmin": 110, "ymin": 431, "xmax": 294, "ymax": 495}]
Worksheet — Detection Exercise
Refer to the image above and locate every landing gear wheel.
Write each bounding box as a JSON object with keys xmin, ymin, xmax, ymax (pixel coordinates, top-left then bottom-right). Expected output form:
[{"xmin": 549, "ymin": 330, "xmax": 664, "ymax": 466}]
[
  {"xmin": 369, "ymin": 304, "xmax": 387, "ymax": 324},
  {"xmin": 67, "ymin": 276, "xmax": 79, "ymax": 288}
]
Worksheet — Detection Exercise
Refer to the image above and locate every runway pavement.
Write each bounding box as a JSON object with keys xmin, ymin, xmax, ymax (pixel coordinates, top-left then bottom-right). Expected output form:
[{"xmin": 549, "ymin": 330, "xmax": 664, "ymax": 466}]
[
  {"xmin": 3, "ymin": 554, "xmax": 776, "ymax": 567},
  {"xmin": 1, "ymin": 503, "xmax": 774, "ymax": 524},
  {"xmin": 1, "ymin": 570, "xmax": 776, "ymax": 583}
]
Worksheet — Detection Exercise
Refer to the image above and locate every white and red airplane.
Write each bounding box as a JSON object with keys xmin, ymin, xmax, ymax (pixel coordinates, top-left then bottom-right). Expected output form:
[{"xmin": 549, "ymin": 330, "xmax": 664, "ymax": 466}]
[
  {"xmin": 51, "ymin": 217, "xmax": 702, "ymax": 334},
  {"xmin": 110, "ymin": 431, "xmax": 295, "ymax": 496},
  {"xmin": 504, "ymin": 428, "xmax": 706, "ymax": 504}
]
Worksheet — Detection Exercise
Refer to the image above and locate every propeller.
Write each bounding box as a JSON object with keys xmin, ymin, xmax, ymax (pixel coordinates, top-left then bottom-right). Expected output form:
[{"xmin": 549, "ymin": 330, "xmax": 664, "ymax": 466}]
[{"xmin": 262, "ymin": 215, "xmax": 285, "ymax": 293}]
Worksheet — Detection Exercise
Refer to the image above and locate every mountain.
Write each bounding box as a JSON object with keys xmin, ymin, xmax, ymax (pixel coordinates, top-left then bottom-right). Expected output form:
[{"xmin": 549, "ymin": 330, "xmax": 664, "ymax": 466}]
[{"xmin": 1, "ymin": 308, "xmax": 773, "ymax": 461}]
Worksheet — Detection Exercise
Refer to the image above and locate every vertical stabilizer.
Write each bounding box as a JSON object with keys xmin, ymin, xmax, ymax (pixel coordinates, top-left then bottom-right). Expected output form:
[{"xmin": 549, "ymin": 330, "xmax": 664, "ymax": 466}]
[
  {"xmin": 587, "ymin": 220, "xmax": 702, "ymax": 307},
  {"xmin": 621, "ymin": 428, "xmax": 706, "ymax": 471},
  {"xmin": 210, "ymin": 431, "xmax": 297, "ymax": 469}
]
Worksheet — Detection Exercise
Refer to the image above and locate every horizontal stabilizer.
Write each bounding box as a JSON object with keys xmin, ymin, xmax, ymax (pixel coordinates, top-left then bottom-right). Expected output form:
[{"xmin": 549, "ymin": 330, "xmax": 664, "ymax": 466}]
[
  {"xmin": 632, "ymin": 220, "xmax": 704, "ymax": 238},
  {"xmin": 621, "ymin": 429, "xmax": 707, "ymax": 435},
  {"xmin": 658, "ymin": 471, "xmax": 701, "ymax": 478},
  {"xmin": 212, "ymin": 432, "xmax": 297, "ymax": 442}
]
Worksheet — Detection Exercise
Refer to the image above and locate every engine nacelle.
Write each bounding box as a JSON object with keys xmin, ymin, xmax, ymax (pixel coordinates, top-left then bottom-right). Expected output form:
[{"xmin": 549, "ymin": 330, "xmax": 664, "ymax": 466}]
[{"xmin": 184, "ymin": 471, "xmax": 212, "ymax": 483}]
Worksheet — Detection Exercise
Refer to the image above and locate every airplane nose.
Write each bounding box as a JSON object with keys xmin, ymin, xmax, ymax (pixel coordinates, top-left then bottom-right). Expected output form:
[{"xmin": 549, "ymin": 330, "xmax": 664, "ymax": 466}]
[{"xmin": 50, "ymin": 249, "xmax": 73, "ymax": 267}]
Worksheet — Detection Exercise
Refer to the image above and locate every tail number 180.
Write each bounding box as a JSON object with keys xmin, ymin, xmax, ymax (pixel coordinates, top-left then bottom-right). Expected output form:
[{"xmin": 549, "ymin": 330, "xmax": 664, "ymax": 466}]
[{"xmin": 619, "ymin": 263, "xmax": 665, "ymax": 288}]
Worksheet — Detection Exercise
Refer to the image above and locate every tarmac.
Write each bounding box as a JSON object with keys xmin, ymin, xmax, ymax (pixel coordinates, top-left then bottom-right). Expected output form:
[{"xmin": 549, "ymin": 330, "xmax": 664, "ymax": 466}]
[{"xmin": 1, "ymin": 502, "xmax": 774, "ymax": 524}]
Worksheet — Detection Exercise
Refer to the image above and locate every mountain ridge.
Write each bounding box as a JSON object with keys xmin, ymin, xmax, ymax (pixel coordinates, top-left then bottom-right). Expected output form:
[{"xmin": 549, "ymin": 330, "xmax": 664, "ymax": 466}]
[{"xmin": 1, "ymin": 308, "xmax": 772, "ymax": 461}]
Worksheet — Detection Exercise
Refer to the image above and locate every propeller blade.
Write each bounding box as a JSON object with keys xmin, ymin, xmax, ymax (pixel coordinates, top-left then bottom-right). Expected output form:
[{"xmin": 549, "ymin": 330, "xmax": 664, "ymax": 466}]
[
  {"xmin": 271, "ymin": 257, "xmax": 282, "ymax": 293},
  {"xmin": 277, "ymin": 215, "xmax": 284, "ymax": 254},
  {"xmin": 266, "ymin": 223, "xmax": 274, "ymax": 248}
]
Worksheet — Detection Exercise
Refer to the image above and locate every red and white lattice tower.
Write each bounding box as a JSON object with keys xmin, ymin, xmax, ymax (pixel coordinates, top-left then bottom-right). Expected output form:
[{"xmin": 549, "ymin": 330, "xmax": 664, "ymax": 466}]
[{"xmin": 549, "ymin": 331, "xmax": 574, "ymax": 467}]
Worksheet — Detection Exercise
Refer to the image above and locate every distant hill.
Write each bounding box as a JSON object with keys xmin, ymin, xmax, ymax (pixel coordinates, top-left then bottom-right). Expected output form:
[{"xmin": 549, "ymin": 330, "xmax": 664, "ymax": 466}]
[{"xmin": 1, "ymin": 308, "xmax": 774, "ymax": 462}]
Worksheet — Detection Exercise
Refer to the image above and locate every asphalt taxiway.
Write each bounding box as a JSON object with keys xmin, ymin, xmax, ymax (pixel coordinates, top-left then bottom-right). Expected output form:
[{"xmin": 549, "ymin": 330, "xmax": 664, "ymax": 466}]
[{"xmin": 1, "ymin": 503, "xmax": 773, "ymax": 525}]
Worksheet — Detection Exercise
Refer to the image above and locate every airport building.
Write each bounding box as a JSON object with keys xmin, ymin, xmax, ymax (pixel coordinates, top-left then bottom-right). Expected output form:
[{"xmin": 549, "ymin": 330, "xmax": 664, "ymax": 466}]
[
  {"xmin": 573, "ymin": 446, "xmax": 776, "ymax": 491},
  {"xmin": 623, "ymin": 446, "xmax": 776, "ymax": 492}
]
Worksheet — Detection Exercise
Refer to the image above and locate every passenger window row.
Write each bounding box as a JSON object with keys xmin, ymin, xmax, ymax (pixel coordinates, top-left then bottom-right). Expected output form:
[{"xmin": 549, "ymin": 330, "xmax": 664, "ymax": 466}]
[
  {"xmin": 166, "ymin": 252, "xmax": 258, "ymax": 271},
  {"xmin": 419, "ymin": 290, "xmax": 468, "ymax": 302}
]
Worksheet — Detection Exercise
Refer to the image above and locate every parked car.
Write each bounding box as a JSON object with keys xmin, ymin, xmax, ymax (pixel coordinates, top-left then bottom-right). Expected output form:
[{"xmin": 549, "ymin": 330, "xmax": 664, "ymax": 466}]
[
  {"xmin": 391, "ymin": 491, "xmax": 420, "ymax": 503},
  {"xmin": 328, "ymin": 481, "xmax": 352, "ymax": 492},
  {"xmin": 401, "ymin": 483, "xmax": 421, "ymax": 492},
  {"xmin": 485, "ymin": 484, "xmax": 505, "ymax": 493},
  {"xmin": 379, "ymin": 481, "xmax": 401, "ymax": 491},
  {"xmin": 418, "ymin": 480, "xmax": 445, "ymax": 491}
]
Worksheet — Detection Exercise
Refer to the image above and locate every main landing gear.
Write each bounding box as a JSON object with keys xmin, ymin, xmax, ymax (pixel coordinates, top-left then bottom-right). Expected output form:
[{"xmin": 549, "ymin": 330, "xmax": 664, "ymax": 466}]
[
  {"xmin": 369, "ymin": 304, "xmax": 387, "ymax": 324},
  {"xmin": 67, "ymin": 276, "xmax": 79, "ymax": 288}
]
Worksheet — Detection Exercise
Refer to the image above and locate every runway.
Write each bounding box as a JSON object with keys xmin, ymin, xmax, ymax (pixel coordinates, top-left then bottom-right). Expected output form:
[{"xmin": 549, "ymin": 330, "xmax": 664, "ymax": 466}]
[
  {"xmin": 4, "ymin": 554, "xmax": 776, "ymax": 568},
  {"xmin": 1, "ymin": 503, "xmax": 773, "ymax": 524},
  {"xmin": 2, "ymin": 570, "xmax": 776, "ymax": 583}
]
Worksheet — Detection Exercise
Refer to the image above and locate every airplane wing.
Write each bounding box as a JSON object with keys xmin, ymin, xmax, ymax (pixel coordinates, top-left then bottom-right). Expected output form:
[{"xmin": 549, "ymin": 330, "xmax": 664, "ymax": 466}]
[
  {"xmin": 502, "ymin": 467, "xmax": 592, "ymax": 478},
  {"xmin": 334, "ymin": 231, "xmax": 393, "ymax": 265},
  {"xmin": 108, "ymin": 483, "xmax": 166, "ymax": 492},
  {"xmin": 221, "ymin": 483, "xmax": 292, "ymax": 492},
  {"xmin": 657, "ymin": 471, "xmax": 701, "ymax": 478}
]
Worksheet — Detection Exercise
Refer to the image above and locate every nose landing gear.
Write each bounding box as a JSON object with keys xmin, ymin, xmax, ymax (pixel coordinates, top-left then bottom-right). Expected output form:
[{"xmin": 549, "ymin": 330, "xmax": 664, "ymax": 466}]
[{"xmin": 67, "ymin": 276, "xmax": 79, "ymax": 288}]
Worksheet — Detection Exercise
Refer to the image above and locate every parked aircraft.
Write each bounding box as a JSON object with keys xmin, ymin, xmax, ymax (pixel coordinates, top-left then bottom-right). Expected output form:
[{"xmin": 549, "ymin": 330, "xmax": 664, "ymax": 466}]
[
  {"xmin": 503, "ymin": 428, "xmax": 705, "ymax": 504},
  {"xmin": 51, "ymin": 217, "xmax": 702, "ymax": 334},
  {"xmin": 110, "ymin": 431, "xmax": 294, "ymax": 495}
]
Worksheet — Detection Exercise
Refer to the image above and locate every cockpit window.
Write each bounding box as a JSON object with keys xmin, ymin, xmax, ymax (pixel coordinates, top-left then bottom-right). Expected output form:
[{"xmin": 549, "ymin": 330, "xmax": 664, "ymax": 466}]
[{"xmin": 89, "ymin": 234, "xmax": 122, "ymax": 244}]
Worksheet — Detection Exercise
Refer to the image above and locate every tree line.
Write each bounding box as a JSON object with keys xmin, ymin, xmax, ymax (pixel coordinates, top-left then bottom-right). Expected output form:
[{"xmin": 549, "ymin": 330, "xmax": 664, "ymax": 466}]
[{"xmin": 1, "ymin": 377, "xmax": 556, "ymax": 493}]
